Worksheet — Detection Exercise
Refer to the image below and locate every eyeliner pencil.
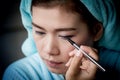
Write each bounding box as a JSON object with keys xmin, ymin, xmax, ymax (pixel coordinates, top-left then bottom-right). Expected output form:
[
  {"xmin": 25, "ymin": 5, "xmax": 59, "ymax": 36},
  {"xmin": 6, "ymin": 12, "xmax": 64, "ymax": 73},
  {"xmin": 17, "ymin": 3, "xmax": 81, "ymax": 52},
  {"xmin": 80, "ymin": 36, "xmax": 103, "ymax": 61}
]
[{"xmin": 60, "ymin": 36, "xmax": 106, "ymax": 72}]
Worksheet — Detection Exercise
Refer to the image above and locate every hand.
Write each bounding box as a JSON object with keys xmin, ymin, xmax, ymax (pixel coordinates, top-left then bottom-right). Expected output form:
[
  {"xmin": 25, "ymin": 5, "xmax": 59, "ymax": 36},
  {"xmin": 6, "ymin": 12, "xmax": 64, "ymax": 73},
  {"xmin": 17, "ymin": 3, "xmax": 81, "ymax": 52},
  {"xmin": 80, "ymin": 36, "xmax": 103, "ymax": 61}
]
[{"xmin": 65, "ymin": 45, "xmax": 98, "ymax": 80}]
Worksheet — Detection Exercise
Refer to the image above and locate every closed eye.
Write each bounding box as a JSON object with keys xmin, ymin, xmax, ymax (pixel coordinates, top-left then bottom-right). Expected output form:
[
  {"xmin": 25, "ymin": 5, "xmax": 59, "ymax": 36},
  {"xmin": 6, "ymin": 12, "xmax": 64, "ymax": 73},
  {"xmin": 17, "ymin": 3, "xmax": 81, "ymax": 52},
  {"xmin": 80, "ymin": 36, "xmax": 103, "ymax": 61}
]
[
  {"xmin": 58, "ymin": 35, "xmax": 74, "ymax": 38},
  {"xmin": 35, "ymin": 31, "xmax": 45, "ymax": 35}
]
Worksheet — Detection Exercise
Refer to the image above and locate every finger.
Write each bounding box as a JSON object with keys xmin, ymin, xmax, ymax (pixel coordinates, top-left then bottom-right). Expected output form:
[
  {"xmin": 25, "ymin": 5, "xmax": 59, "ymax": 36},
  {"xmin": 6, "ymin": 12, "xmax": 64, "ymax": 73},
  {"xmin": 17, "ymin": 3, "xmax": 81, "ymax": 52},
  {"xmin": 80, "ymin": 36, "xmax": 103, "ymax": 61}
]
[
  {"xmin": 66, "ymin": 49, "xmax": 79, "ymax": 67},
  {"xmin": 80, "ymin": 45, "xmax": 98, "ymax": 73},
  {"xmin": 65, "ymin": 57, "xmax": 73, "ymax": 67},
  {"xmin": 80, "ymin": 59, "xmax": 90, "ymax": 69},
  {"xmin": 67, "ymin": 51, "xmax": 83, "ymax": 75},
  {"xmin": 92, "ymin": 48, "xmax": 98, "ymax": 53},
  {"xmin": 69, "ymin": 49, "xmax": 77, "ymax": 56},
  {"xmin": 80, "ymin": 45, "xmax": 98, "ymax": 61}
]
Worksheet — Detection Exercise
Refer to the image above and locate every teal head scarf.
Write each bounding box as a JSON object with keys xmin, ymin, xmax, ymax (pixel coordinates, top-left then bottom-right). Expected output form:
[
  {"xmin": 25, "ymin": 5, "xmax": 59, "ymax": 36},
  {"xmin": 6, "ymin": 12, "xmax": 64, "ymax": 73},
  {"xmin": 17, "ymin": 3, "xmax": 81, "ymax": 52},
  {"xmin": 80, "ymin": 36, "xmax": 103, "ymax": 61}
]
[{"xmin": 20, "ymin": 0, "xmax": 120, "ymax": 56}]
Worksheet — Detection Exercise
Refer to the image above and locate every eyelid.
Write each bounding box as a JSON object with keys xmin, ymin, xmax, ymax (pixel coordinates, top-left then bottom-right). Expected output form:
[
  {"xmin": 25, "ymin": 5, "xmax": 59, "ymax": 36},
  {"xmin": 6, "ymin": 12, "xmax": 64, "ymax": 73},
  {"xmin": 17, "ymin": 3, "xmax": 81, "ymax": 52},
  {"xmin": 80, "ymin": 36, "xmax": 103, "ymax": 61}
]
[
  {"xmin": 58, "ymin": 35, "xmax": 74, "ymax": 38},
  {"xmin": 35, "ymin": 31, "xmax": 45, "ymax": 35}
]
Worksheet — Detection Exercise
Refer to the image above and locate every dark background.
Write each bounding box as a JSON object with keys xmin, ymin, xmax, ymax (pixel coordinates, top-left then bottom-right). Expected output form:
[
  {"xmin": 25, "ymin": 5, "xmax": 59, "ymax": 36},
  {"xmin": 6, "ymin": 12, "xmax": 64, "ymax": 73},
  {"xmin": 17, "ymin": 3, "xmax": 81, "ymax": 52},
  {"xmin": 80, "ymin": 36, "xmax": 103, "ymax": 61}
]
[
  {"xmin": 0, "ymin": 0, "xmax": 26, "ymax": 79},
  {"xmin": 0, "ymin": 0, "xmax": 120, "ymax": 79}
]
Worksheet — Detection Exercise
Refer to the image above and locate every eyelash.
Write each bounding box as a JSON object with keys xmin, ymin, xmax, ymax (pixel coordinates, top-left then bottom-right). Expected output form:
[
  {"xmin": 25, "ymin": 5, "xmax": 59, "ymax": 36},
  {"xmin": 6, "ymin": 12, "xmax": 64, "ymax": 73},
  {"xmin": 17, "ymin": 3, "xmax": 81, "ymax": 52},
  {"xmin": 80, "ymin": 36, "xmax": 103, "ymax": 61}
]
[
  {"xmin": 35, "ymin": 31, "xmax": 74, "ymax": 38},
  {"xmin": 59, "ymin": 35, "xmax": 74, "ymax": 38},
  {"xmin": 35, "ymin": 31, "xmax": 45, "ymax": 35}
]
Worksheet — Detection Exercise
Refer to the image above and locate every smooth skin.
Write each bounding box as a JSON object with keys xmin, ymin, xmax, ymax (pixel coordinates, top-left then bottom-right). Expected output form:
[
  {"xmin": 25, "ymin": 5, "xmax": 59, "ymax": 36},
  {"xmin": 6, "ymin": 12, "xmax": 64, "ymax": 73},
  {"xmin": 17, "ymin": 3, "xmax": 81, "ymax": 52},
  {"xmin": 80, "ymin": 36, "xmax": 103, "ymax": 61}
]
[{"xmin": 32, "ymin": 6, "xmax": 102, "ymax": 80}]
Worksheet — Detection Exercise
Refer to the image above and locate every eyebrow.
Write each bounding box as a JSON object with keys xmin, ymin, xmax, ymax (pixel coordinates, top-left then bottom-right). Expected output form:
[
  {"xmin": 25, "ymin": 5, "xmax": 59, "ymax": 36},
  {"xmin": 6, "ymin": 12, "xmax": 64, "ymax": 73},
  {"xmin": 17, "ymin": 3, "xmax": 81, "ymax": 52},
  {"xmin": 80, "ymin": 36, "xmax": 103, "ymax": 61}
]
[
  {"xmin": 32, "ymin": 22, "xmax": 45, "ymax": 30},
  {"xmin": 32, "ymin": 22, "xmax": 76, "ymax": 31}
]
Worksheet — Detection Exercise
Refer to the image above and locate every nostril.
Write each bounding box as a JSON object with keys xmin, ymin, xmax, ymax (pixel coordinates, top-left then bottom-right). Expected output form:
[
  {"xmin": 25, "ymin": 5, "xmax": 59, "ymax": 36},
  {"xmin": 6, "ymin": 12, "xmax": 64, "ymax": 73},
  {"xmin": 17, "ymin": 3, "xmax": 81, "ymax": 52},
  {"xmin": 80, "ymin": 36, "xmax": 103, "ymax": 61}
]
[
  {"xmin": 46, "ymin": 50, "xmax": 60, "ymax": 56},
  {"xmin": 44, "ymin": 44, "xmax": 60, "ymax": 55}
]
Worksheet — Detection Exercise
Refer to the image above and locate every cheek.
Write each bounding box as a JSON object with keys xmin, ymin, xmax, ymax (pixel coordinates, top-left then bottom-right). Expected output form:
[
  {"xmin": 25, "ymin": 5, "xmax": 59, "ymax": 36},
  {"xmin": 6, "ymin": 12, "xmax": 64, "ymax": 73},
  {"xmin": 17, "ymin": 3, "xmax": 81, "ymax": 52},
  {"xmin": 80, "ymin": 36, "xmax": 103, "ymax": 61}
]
[
  {"xmin": 34, "ymin": 39, "xmax": 41, "ymax": 52},
  {"xmin": 33, "ymin": 35, "xmax": 43, "ymax": 53},
  {"xmin": 74, "ymin": 34, "xmax": 94, "ymax": 46},
  {"xmin": 33, "ymin": 32, "xmax": 45, "ymax": 51},
  {"xmin": 60, "ymin": 42, "xmax": 75, "ymax": 59},
  {"xmin": 34, "ymin": 40, "xmax": 47, "ymax": 59},
  {"xmin": 83, "ymin": 35, "xmax": 93, "ymax": 44}
]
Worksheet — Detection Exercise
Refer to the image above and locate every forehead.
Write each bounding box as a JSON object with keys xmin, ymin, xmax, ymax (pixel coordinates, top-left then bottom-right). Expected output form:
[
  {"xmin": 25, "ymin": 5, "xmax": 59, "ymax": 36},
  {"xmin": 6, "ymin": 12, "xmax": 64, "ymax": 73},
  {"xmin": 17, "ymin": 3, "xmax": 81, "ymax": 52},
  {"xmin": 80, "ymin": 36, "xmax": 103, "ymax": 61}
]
[{"xmin": 32, "ymin": 6, "xmax": 84, "ymax": 29}]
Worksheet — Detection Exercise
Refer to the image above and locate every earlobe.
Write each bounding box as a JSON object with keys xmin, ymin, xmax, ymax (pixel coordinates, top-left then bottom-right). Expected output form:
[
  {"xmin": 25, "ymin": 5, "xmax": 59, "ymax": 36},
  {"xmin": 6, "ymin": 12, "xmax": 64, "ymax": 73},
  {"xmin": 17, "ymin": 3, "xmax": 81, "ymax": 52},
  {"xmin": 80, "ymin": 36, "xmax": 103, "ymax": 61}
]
[{"xmin": 93, "ymin": 23, "xmax": 103, "ymax": 41}]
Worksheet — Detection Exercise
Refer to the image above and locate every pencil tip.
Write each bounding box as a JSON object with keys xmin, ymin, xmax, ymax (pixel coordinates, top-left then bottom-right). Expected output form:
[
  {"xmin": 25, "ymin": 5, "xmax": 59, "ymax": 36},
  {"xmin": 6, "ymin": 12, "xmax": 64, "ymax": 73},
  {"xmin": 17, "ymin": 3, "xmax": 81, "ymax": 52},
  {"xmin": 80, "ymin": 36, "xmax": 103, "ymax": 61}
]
[
  {"xmin": 58, "ymin": 35, "xmax": 75, "ymax": 45},
  {"xmin": 58, "ymin": 35, "xmax": 68, "ymax": 40}
]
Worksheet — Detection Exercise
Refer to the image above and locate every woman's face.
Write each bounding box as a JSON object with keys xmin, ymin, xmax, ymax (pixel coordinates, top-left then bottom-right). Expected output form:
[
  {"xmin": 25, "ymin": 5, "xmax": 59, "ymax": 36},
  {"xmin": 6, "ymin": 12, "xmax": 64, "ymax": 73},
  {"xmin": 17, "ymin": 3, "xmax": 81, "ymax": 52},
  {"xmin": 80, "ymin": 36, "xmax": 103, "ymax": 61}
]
[{"xmin": 32, "ymin": 6, "xmax": 94, "ymax": 74}]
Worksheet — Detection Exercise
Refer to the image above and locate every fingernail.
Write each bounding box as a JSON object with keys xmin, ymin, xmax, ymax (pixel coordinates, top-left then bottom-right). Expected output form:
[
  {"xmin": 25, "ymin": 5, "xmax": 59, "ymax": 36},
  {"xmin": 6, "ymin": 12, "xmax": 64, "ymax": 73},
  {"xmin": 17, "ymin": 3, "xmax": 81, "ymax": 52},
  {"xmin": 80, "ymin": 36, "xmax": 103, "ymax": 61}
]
[
  {"xmin": 76, "ymin": 51, "xmax": 81, "ymax": 56},
  {"xmin": 69, "ymin": 52, "xmax": 73, "ymax": 56},
  {"xmin": 65, "ymin": 63, "xmax": 69, "ymax": 67}
]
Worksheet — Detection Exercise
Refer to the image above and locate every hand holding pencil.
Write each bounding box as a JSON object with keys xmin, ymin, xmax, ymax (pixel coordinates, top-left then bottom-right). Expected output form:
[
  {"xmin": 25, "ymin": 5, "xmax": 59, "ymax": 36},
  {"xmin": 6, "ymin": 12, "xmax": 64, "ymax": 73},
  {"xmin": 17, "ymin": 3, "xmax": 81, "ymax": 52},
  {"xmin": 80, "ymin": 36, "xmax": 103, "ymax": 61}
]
[
  {"xmin": 65, "ymin": 45, "xmax": 99, "ymax": 80},
  {"xmin": 59, "ymin": 36, "xmax": 105, "ymax": 80}
]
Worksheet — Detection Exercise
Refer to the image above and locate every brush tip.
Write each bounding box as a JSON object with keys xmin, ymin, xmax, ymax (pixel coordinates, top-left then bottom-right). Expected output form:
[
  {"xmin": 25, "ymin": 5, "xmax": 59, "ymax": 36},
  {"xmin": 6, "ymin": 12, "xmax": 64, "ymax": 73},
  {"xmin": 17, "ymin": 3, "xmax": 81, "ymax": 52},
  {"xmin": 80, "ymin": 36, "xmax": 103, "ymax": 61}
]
[
  {"xmin": 58, "ymin": 35, "xmax": 68, "ymax": 40},
  {"xmin": 59, "ymin": 35, "xmax": 75, "ymax": 45}
]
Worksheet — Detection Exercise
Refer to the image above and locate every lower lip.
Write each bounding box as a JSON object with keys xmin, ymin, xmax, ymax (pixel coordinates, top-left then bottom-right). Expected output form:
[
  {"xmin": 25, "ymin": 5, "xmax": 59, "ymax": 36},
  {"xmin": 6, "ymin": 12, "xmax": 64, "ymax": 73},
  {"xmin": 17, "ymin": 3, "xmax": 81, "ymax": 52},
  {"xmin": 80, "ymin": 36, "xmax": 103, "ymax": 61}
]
[{"xmin": 45, "ymin": 60, "xmax": 63, "ymax": 68}]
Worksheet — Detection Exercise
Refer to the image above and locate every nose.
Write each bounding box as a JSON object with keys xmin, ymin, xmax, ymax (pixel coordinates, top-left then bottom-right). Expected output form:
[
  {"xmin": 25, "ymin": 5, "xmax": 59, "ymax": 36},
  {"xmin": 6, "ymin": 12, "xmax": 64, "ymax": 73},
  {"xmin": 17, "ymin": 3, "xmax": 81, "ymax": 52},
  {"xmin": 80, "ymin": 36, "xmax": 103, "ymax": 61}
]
[{"xmin": 43, "ymin": 36, "xmax": 60, "ymax": 55}]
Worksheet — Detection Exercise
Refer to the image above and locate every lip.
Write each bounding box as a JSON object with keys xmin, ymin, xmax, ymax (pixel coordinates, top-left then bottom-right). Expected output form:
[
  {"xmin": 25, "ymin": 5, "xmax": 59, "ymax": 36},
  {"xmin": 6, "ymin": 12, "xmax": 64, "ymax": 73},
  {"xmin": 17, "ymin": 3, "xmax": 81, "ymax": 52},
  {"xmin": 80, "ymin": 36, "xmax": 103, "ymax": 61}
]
[{"xmin": 45, "ymin": 60, "xmax": 63, "ymax": 68}]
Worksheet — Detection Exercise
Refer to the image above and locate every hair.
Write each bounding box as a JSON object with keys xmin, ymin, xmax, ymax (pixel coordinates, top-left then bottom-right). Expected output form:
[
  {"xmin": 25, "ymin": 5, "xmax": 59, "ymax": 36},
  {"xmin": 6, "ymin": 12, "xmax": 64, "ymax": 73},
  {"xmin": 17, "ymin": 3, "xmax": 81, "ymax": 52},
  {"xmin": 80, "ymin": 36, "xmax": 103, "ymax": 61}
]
[{"xmin": 32, "ymin": 0, "xmax": 101, "ymax": 36}]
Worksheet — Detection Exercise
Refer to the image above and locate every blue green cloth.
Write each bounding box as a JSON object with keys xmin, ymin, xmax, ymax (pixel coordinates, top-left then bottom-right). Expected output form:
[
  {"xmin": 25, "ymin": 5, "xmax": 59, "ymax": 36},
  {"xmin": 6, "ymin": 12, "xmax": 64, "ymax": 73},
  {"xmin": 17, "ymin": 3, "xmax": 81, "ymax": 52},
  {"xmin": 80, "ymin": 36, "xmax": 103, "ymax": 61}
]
[
  {"xmin": 81, "ymin": 0, "xmax": 120, "ymax": 52},
  {"xmin": 3, "ymin": 53, "xmax": 64, "ymax": 80}
]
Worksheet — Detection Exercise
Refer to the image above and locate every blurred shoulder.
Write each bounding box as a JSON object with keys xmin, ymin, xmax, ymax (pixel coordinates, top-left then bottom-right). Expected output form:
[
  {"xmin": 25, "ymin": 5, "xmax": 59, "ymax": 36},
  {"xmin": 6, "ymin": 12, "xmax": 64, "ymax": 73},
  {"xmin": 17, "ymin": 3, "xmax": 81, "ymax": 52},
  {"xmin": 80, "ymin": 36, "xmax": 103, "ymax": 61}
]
[{"xmin": 2, "ymin": 53, "xmax": 43, "ymax": 80}]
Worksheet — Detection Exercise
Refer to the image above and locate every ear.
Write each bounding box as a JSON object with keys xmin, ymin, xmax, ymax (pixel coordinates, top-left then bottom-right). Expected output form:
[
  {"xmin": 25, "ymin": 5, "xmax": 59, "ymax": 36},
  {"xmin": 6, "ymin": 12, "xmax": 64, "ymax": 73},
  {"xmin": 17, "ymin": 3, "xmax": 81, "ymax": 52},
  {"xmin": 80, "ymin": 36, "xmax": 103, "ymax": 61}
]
[{"xmin": 93, "ymin": 23, "xmax": 103, "ymax": 41}]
